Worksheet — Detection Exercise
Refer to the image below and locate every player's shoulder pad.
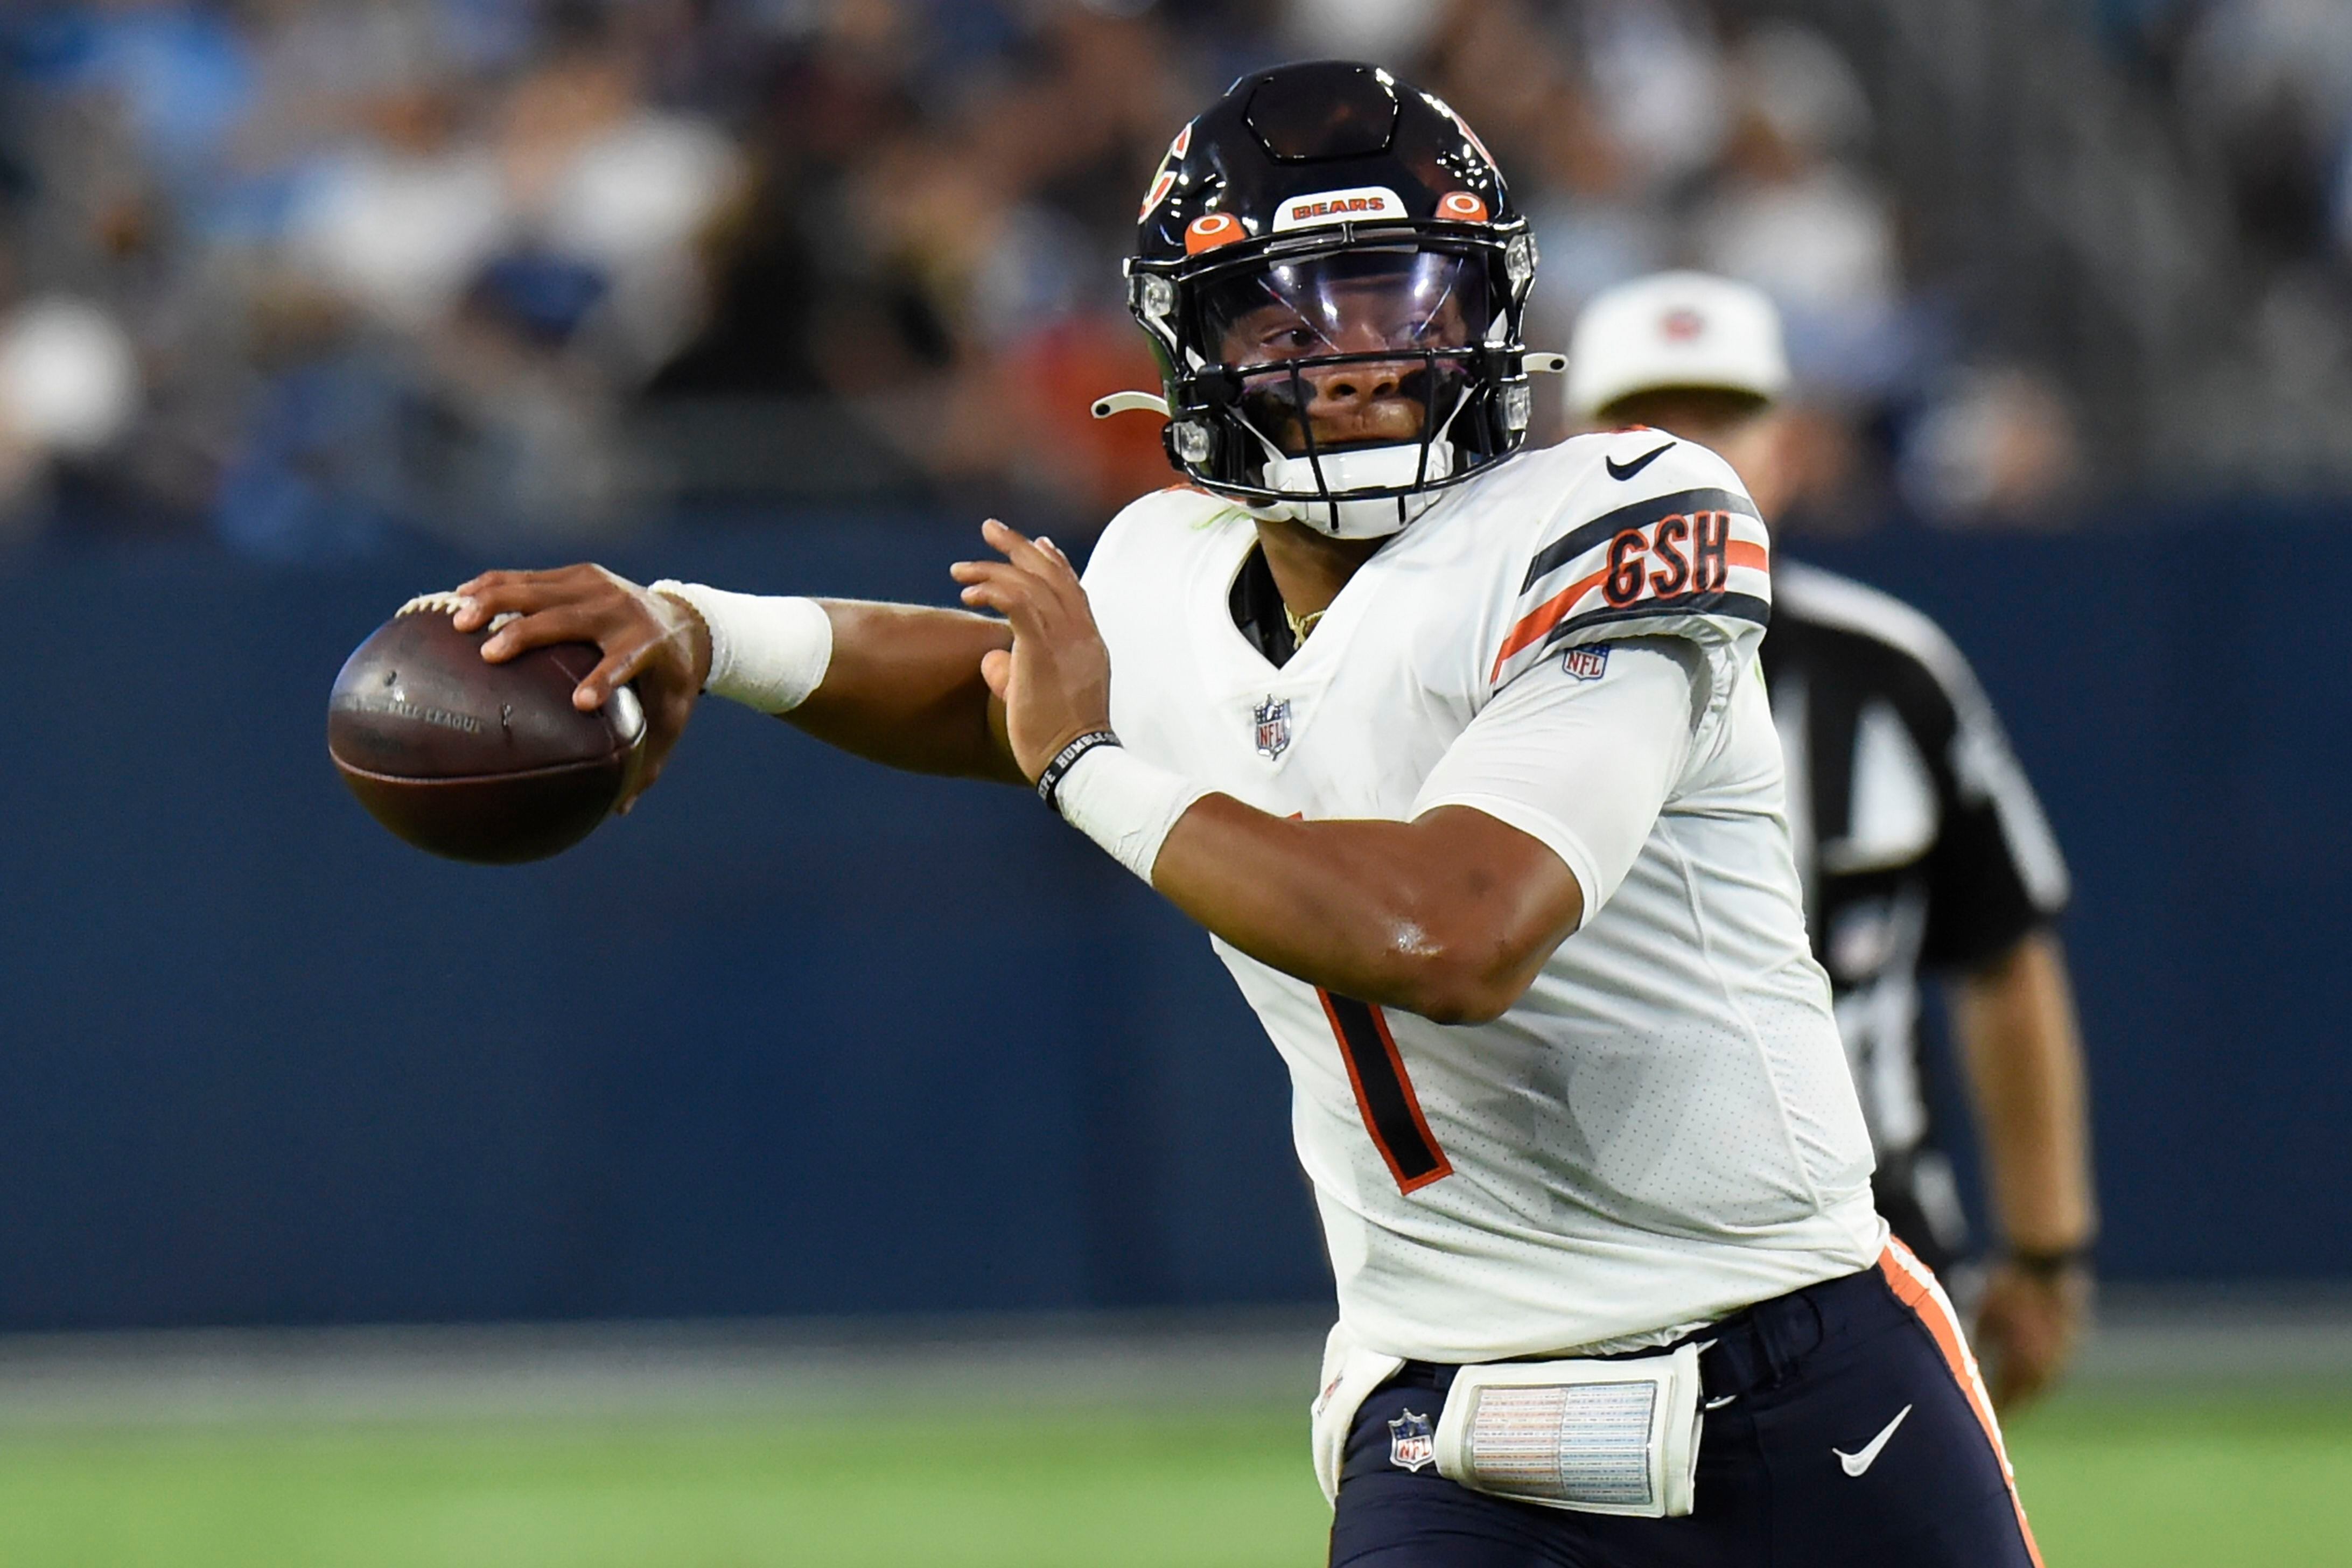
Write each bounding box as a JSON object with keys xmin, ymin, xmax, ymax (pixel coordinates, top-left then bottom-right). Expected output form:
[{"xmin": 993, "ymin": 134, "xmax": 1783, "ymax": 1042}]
[
  {"xmin": 1486, "ymin": 432, "xmax": 1770, "ymax": 689},
  {"xmin": 1083, "ymin": 482, "xmax": 1251, "ymax": 587}
]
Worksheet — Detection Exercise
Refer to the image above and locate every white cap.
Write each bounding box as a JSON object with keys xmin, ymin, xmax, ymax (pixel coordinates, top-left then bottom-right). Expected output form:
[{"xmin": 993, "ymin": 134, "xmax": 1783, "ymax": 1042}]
[{"xmin": 1565, "ymin": 271, "xmax": 1790, "ymax": 419}]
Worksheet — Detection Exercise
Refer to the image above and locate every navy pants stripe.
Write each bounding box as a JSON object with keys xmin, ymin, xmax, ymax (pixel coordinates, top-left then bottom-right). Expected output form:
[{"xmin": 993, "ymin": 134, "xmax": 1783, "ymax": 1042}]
[{"xmin": 1327, "ymin": 1246, "xmax": 2042, "ymax": 1567}]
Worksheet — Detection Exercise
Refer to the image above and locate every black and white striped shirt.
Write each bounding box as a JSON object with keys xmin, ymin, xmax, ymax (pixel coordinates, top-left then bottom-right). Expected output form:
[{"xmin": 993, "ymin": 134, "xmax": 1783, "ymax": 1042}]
[{"xmin": 1761, "ymin": 561, "xmax": 2070, "ymax": 1272}]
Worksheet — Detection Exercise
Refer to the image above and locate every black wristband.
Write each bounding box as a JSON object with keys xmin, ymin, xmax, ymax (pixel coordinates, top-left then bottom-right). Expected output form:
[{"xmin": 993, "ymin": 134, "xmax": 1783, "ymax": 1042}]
[
  {"xmin": 2006, "ymin": 1244, "xmax": 2094, "ymax": 1278},
  {"xmin": 1035, "ymin": 730, "xmax": 1120, "ymax": 811}
]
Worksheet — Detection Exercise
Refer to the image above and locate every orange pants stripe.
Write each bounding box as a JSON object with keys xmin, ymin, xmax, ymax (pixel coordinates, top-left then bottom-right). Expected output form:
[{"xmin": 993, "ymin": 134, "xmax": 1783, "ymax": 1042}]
[{"xmin": 1878, "ymin": 1237, "xmax": 2046, "ymax": 1568}]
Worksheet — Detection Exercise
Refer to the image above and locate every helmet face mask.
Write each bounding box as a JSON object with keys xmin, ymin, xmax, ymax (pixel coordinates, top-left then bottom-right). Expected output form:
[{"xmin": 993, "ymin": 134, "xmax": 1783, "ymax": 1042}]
[
  {"xmin": 1204, "ymin": 246, "xmax": 1488, "ymax": 454},
  {"xmin": 1123, "ymin": 62, "xmax": 1541, "ymax": 538}
]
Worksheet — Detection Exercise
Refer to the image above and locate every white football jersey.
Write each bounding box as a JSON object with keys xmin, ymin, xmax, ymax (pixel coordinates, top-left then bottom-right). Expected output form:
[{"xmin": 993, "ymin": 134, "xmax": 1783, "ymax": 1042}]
[{"xmin": 1082, "ymin": 432, "xmax": 1884, "ymax": 1365}]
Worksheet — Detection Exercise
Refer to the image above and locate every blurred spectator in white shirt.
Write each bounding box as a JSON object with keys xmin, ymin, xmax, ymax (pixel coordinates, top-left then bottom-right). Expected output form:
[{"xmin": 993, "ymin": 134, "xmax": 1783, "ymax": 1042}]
[
  {"xmin": 0, "ymin": 281, "xmax": 142, "ymax": 537},
  {"xmin": 286, "ymin": 91, "xmax": 508, "ymax": 331}
]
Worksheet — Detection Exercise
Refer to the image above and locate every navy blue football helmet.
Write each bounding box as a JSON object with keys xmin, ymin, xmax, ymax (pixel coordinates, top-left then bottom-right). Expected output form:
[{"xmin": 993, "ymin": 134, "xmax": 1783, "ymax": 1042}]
[{"xmin": 1107, "ymin": 62, "xmax": 1552, "ymax": 537}]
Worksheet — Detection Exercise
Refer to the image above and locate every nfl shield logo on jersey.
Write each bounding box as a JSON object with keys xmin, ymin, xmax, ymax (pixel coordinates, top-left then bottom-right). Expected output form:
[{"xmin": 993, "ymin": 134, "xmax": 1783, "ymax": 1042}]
[
  {"xmin": 1561, "ymin": 644, "xmax": 1610, "ymax": 681},
  {"xmin": 1253, "ymin": 696, "xmax": 1293, "ymax": 759},
  {"xmin": 1389, "ymin": 1409, "xmax": 1436, "ymax": 1472}
]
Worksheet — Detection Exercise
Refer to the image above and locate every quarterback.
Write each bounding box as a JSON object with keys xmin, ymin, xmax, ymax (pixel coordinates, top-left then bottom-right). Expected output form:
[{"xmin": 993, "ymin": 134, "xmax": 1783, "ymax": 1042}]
[{"xmin": 452, "ymin": 64, "xmax": 2042, "ymax": 1567}]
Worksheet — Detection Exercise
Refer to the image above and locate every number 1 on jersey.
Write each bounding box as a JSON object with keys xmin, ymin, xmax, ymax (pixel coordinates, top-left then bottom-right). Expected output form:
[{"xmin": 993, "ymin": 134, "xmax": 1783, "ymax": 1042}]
[{"xmin": 1316, "ymin": 990, "xmax": 1453, "ymax": 1193}]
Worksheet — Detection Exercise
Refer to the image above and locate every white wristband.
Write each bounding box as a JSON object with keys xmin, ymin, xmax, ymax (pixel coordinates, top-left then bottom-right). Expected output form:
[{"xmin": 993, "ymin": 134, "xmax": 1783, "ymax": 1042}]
[
  {"xmin": 1052, "ymin": 744, "xmax": 1210, "ymax": 885},
  {"xmin": 650, "ymin": 581, "xmax": 833, "ymax": 713}
]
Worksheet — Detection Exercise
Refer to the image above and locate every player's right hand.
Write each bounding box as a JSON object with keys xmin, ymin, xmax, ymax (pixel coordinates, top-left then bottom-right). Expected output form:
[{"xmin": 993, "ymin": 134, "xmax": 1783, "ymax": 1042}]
[
  {"xmin": 452, "ymin": 563, "xmax": 711, "ymax": 809},
  {"xmin": 1975, "ymin": 1256, "xmax": 2091, "ymax": 1412}
]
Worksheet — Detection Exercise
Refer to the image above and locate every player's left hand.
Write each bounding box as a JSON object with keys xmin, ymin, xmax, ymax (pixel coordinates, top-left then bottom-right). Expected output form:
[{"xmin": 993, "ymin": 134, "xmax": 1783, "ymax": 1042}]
[
  {"xmin": 949, "ymin": 519, "xmax": 1111, "ymax": 782},
  {"xmin": 1975, "ymin": 1257, "xmax": 2091, "ymax": 1412}
]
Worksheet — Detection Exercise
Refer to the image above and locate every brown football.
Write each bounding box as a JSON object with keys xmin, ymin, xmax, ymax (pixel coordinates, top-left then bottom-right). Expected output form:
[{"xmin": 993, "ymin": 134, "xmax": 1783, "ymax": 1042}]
[{"xmin": 327, "ymin": 593, "xmax": 646, "ymax": 864}]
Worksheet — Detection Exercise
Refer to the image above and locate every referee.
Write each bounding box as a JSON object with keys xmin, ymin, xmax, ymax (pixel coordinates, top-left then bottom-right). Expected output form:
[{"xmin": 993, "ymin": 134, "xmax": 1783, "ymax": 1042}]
[{"xmin": 1564, "ymin": 272, "xmax": 2098, "ymax": 1410}]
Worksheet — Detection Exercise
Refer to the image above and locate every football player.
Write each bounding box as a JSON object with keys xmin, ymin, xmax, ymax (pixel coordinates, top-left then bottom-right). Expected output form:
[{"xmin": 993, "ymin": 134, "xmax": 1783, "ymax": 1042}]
[
  {"xmin": 452, "ymin": 65, "xmax": 2043, "ymax": 1566},
  {"xmin": 1564, "ymin": 271, "xmax": 2096, "ymax": 1413}
]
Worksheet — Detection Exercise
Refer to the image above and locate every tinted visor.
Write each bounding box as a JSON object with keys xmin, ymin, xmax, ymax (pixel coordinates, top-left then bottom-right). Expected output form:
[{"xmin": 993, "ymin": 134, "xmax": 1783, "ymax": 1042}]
[
  {"xmin": 1194, "ymin": 247, "xmax": 1492, "ymax": 460},
  {"xmin": 1196, "ymin": 246, "xmax": 1493, "ymax": 370}
]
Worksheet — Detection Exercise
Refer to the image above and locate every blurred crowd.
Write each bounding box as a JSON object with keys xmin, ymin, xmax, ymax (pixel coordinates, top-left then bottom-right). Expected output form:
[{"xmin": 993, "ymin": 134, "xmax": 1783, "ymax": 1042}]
[
  {"xmin": 2118, "ymin": 0, "xmax": 2352, "ymax": 423},
  {"xmin": 0, "ymin": 0, "xmax": 2272, "ymax": 557}
]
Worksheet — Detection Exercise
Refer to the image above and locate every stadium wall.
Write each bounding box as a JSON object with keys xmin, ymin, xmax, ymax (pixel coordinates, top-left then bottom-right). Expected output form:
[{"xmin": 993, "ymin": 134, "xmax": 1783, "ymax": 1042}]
[{"xmin": 1, "ymin": 505, "xmax": 2343, "ymax": 1332}]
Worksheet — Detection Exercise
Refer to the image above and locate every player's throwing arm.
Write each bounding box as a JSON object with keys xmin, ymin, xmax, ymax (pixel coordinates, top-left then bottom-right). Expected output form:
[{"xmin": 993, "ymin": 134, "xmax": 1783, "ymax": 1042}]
[
  {"xmin": 449, "ymin": 561, "xmax": 1028, "ymax": 796},
  {"xmin": 454, "ymin": 524, "xmax": 1587, "ymax": 1026}
]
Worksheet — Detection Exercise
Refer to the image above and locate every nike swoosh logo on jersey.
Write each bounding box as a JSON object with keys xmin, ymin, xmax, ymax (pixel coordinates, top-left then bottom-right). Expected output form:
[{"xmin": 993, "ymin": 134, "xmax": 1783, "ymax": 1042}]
[
  {"xmin": 1605, "ymin": 442, "xmax": 1676, "ymax": 481},
  {"xmin": 1834, "ymin": 1404, "xmax": 1913, "ymax": 1476}
]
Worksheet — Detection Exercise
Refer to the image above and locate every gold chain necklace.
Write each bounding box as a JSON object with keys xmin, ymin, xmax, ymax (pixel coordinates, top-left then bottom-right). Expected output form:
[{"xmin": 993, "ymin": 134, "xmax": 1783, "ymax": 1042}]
[{"xmin": 1284, "ymin": 603, "xmax": 1325, "ymax": 645}]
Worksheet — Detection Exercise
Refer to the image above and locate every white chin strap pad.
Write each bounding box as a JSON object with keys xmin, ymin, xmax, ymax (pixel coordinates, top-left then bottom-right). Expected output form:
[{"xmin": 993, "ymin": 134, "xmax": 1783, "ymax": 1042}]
[{"xmin": 1259, "ymin": 441, "xmax": 1454, "ymax": 538}]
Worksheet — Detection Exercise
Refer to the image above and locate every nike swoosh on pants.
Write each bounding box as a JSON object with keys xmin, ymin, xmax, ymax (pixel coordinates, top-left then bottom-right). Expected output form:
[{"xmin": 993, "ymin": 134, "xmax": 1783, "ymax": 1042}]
[{"xmin": 1833, "ymin": 1404, "xmax": 1914, "ymax": 1476}]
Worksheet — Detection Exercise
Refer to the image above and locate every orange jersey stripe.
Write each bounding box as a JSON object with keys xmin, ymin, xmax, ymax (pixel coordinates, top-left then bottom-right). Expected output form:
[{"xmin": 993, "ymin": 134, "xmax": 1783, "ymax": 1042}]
[
  {"xmin": 1879, "ymin": 1240, "xmax": 2046, "ymax": 1568},
  {"xmin": 1489, "ymin": 528, "xmax": 1768, "ymax": 684},
  {"xmin": 1490, "ymin": 566, "xmax": 1610, "ymax": 678}
]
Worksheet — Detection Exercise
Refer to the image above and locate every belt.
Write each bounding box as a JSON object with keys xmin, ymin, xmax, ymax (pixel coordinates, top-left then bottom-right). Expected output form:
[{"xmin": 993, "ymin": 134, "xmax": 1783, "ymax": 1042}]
[{"xmin": 1384, "ymin": 1264, "xmax": 1884, "ymax": 1403}]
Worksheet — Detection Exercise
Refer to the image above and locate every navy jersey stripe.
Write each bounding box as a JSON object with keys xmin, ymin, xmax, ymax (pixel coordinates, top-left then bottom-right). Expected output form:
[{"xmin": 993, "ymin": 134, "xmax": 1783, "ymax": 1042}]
[
  {"xmin": 1522, "ymin": 487, "xmax": 1761, "ymax": 592},
  {"xmin": 1535, "ymin": 591, "xmax": 1773, "ymax": 655}
]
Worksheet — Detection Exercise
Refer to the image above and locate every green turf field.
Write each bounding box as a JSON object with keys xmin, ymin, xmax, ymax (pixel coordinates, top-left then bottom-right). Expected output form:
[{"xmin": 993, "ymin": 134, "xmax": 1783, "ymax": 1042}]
[{"xmin": 2, "ymin": 1388, "xmax": 2347, "ymax": 1567}]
